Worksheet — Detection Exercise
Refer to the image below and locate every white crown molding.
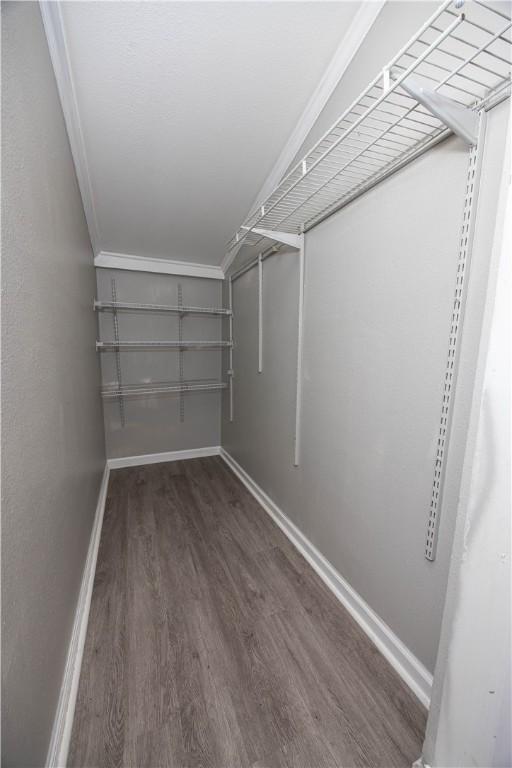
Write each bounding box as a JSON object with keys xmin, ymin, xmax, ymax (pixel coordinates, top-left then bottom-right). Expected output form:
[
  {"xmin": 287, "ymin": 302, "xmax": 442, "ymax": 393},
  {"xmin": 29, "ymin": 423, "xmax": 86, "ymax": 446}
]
[
  {"xmin": 221, "ymin": 0, "xmax": 386, "ymax": 276},
  {"xmin": 95, "ymin": 251, "xmax": 225, "ymax": 281},
  {"xmin": 46, "ymin": 464, "xmax": 110, "ymax": 768},
  {"xmin": 220, "ymin": 448, "xmax": 433, "ymax": 708},
  {"xmin": 107, "ymin": 445, "xmax": 221, "ymax": 470},
  {"xmin": 40, "ymin": 1, "xmax": 101, "ymax": 255}
]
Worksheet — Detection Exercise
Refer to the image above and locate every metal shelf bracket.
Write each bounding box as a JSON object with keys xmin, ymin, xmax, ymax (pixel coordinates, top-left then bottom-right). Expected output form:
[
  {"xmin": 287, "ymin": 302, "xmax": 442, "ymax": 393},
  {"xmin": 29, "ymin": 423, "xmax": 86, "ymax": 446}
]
[
  {"xmin": 242, "ymin": 227, "xmax": 303, "ymax": 250},
  {"xmin": 398, "ymin": 75, "xmax": 479, "ymax": 147}
]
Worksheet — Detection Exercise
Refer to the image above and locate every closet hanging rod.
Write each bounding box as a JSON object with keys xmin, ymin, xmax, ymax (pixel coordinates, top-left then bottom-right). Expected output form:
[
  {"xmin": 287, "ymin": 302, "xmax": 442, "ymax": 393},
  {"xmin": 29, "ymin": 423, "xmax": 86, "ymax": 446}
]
[
  {"xmin": 101, "ymin": 381, "xmax": 227, "ymax": 398},
  {"xmin": 94, "ymin": 300, "xmax": 231, "ymax": 316},
  {"xmin": 226, "ymin": 0, "xmax": 511, "ymax": 253},
  {"xmin": 230, "ymin": 245, "xmax": 280, "ymax": 282},
  {"xmin": 96, "ymin": 340, "xmax": 232, "ymax": 351}
]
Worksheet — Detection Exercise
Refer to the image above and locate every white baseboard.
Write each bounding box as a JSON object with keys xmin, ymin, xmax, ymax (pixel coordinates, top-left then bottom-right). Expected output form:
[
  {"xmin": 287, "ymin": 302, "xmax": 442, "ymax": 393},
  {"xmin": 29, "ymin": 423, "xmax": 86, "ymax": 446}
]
[
  {"xmin": 107, "ymin": 445, "xmax": 221, "ymax": 470},
  {"xmin": 220, "ymin": 448, "xmax": 433, "ymax": 708},
  {"xmin": 46, "ymin": 463, "xmax": 110, "ymax": 768}
]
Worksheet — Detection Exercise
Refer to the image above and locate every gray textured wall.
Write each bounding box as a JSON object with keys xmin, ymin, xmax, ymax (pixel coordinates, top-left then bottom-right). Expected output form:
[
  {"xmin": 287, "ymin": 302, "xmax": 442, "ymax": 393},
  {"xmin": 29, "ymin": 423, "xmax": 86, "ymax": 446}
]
[
  {"xmin": 1, "ymin": 3, "xmax": 106, "ymax": 765},
  {"xmin": 222, "ymin": 102, "xmax": 509, "ymax": 674},
  {"xmin": 96, "ymin": 268, "xmax": 225, "ymax": 458}
]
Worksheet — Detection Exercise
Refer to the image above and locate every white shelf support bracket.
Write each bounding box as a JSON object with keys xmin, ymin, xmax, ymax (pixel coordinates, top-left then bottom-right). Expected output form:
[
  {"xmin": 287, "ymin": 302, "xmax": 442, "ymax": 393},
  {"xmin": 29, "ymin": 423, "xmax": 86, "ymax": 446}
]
[
  {"xmin": 293, "ymin": 234, "xmax": 305, "ymax": 467},
  {"xmin": 258, "ymin": 254, "xmax": 263, "ymax": 374},
  {"xmin": 245, "ymin": 228, "xmax": 303, "ymax": 250},
  {"xmin": 398, "ymin": 75, "xmax": 479, "ymax": 147}
]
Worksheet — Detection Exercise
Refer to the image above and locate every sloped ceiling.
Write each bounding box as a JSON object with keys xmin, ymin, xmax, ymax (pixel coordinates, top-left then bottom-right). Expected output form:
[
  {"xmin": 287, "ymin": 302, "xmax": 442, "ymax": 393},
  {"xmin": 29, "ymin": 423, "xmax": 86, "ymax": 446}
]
[{"xmin": 57, "ymin": 1, "xmax": 364, "ymax": 267}]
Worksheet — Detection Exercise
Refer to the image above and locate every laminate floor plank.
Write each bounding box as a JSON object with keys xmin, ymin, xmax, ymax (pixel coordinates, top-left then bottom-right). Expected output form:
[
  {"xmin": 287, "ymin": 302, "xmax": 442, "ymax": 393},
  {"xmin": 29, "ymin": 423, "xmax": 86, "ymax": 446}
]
[
  {"xmin": 69, "ymin": 456, "xmax": 426, "ymax": 768},
  {"xmin": 123, "ymin": 472, "xmax": 172, "ymax": 765},
  {"xmin": 256, "ymin": 547, "xmax": 425, "ymax": 764},
  {"xmin": 264, "ymin": 543, "xmax": 425, "ymax": 746}
]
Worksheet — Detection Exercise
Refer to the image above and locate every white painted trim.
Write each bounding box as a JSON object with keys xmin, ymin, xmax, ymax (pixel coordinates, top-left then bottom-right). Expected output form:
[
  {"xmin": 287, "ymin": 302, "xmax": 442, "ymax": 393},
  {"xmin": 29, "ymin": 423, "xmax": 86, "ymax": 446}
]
[
  {"xmin": 39, "ymin": 1, "xmax": 100, "ymax": 255},
  {"xmin": 107, "ymin": 445, "xmax": 221, "ymax": 470},
  {"xmin": 95, "ymin": 251, "xmax": 224, "ymax": 281},
  {"xmin": 221, "ymin": 0, "xmax": 386, "ymax": 275},
  {"xmin": 220, "ymin": 448, "xmax": 433, "ymax": 708},
  {"xmin": 46, "ymin": 464, "xmax": 110, "ymax": 768}
]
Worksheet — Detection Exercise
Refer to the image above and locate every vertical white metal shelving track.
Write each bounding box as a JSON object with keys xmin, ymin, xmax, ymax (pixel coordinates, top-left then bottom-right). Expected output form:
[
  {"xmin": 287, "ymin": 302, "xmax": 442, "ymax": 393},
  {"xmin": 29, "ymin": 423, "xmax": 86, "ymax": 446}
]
[
  {"xmin": 225, "ymin": 0, "xmax": 511, "ymax": 559},
  {"xmin": 177, "ymin": 283, "xmax": 185, "ymax": 423},
  {"xmin": 425, "ymin": 110, "xmax": 487, "ymax": 561}
]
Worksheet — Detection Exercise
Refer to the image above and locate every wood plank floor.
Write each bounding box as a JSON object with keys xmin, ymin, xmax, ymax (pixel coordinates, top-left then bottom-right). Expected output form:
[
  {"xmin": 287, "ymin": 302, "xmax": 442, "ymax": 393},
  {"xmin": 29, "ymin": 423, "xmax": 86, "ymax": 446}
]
[{"xmin": 69, "ymin": 457, "xmax": 426, "ymax": 768}]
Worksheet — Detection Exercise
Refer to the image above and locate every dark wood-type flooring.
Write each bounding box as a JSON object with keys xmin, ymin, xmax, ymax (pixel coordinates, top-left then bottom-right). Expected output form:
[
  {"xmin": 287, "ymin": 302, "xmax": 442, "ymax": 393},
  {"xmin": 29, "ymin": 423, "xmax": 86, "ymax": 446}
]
[{"xmin": 69, "ymin": 457, "xmax": 426, "ymax": 767}]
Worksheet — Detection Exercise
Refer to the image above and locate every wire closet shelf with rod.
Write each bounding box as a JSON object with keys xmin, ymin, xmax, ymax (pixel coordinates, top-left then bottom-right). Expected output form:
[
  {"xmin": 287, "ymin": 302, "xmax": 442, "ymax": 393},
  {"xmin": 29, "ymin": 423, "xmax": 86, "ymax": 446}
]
[
  {"xmin": 226, "ymin": 0, "xmax": 511, "ymax": 254},
  {"xmin": 224, "ymin": 0, "xmax": 511, "ymax": 564}
]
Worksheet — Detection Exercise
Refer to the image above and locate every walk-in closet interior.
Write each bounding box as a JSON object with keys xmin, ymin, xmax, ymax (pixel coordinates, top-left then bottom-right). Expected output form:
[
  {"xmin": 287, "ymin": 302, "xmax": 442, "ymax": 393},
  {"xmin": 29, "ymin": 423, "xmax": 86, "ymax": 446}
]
[{"xmin": 2, "ymin": 1, "xmax": 511, "ymax": 766}]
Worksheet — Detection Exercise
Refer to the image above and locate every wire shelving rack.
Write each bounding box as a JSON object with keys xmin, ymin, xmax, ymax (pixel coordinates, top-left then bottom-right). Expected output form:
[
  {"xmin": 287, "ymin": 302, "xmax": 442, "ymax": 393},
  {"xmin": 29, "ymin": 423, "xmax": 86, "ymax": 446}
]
[
  {"xmin": 95, "ymin": 279, "xmax": 231, "ymax": 422},
  {"xmin": 227, "ymin": 0, "xmax": 511, "ymax": 254},
  {"xmin": 96, "ymin": 340, "xmax": 231, "ymax": 351},
  {"xmin": 101, "ymin": 380, "xmax": 227, "ymax": 398}
]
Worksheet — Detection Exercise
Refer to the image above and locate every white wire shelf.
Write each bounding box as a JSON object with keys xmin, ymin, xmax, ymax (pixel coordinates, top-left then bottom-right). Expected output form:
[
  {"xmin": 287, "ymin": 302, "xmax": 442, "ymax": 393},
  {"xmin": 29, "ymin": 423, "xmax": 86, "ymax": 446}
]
[
  {"xmin": 96, "ymin": 340, "xmax": 232, "ymax": 351},
  {"xmin": 94, "ymin": 300, "xmax": 231, "ymax": 316},
  {"xmin": 101, "ymin": 380, "xmax": 227, "ymax": 398},
  {"xmin": 227, "ymin": 0, "xmax": 511, "ymax": 253}
]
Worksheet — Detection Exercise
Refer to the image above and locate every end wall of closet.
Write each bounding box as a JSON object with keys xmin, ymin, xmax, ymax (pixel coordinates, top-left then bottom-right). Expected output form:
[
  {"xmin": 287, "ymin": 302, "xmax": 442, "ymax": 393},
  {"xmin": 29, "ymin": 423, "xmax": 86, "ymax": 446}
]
[{"xmin": 95, "ymin": 269, "xmax": 224, "ymax": 458}]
